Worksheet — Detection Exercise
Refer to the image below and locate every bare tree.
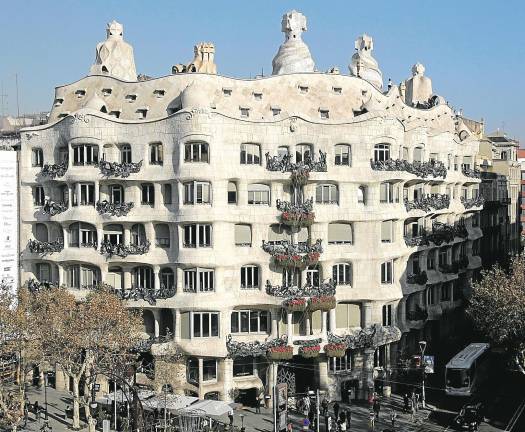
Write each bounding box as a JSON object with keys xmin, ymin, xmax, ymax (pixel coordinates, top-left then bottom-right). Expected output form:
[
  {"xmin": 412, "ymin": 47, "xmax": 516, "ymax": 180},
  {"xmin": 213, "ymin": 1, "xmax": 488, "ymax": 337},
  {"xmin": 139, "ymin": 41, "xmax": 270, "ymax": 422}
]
[{"xmin": 467, "ymin": 255, "xmax": 525, "ymax": 373}]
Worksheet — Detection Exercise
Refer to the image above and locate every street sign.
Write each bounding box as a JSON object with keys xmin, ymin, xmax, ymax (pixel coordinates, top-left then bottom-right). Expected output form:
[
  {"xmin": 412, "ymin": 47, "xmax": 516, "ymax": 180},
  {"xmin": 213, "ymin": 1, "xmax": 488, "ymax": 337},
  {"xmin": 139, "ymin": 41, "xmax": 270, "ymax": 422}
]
[{"xmin": 424, "ymin": 355, "xmax": 435, "ymax": 374}]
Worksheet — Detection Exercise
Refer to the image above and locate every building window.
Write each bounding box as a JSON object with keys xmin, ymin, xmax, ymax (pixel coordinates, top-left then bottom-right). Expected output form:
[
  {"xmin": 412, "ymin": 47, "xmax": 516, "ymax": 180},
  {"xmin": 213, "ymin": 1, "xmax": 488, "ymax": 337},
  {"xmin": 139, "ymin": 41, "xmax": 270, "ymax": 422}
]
[
  {"xmin": 240, "ymin": 265, "xmax": 259, "ymax": 288},
  {"xmin": 381, "ymin": 220, "xmax": 395, "ymax": 243},
  {"xmin": 73, "ymin": 144, "xmax": 99, "ymax": 166},
  {"xmin": 426, "ymin": 286, "xmax": 436, "ymax": 305},
  {"xmin": 268, "ymin": 224, "xmax": 292, "ymax": 244},
  {"xmin": 320, "ymin": 109, "xmax": 329, "ymax": 119},
  {"xmin": 184, "ymin": 142, "xmax": 209, "ymax": 163},
  {"xmin": 192, "ymin": 312, "xmax": 219, "ymax": 337},
  {"xmin": 235, "ymin": 224, "xmax": 252, "ymax": 247},
  {"xmin": 299, "ymin": 85, "xmax": 309, "ymax": 94},
  {"xmin": 334, "ymin": 144, "xmax": 351, "ymax": 166},
  {"xmin": 119, "ymin": 144, "xmax": 131, "ymax": 163},
  {"xmin": 73, "ymin": 183, "xmax": 95, "ymax": 206},
  {"xmin": 231, "ymin": 310, "xmax": 269, "ymax": 334},
  {"xmin": 141, "ymin": 183, "xmax": 155, "ymax": 205},
  {"xmin": 34, "ymin": 223, "xmax": 48, "ymax": 242},
  {"xmin": 69, "ymin": 222, "xmax": 97, "ymax": 247},
  {"xmin": 429, "ymin": 153, "xmax": 439, "ymax": 163},
  {"xmin": 240, "ymin": 143, "xmax": 261, "ymax": 165},
  {"xmin": 133, "ymin": 266, "xmax": 154, "ymax": 289},
  {"xmin": 183, "ymin": 224, "xmax": 212, "ymax": 248},
  {"xmin": 187, "ymin": 358, "xmax": 199, "ymax": 384},
  {"xmin": 402, "ymin": 147, "xmax": 409, "ymax": 161},
  {"xmin": 306, "ymin": 265, "xmax": 320, "ymax": 287},
  {"xmin": 296, "ymin": 144, "xmax": 312, "ymax": 163},
  {"xmin": 228, "ymin": 181, "xmax": 237, "ymax": 204},
  {"xmin": 271, "ymin": 107, "xmax": 281, "ymax": 116},
  {"xmin": 184, "ymin": 268, "xmax": 214, "ymax": 292},
  {"xmin": 413, "ymin": 147, "xmax": 424, "ymax": 163},
  {"xmin": 357, "ymin": 186, "xmax": 366, "ymax": 204},
  {"xmin": 104, "ymin": 224, "xmax": 123, "ymax": 245},
  {"xmin": 32, "ymin": 148, "xmax": 44, "ymax": 167},
  {"xmin": 253, "ymin": 92, "xmax": 263, "ymax": 101},
  {"xmin": 382, "ymin": 304, "xmax": 393, "ymax": 326},
  {"xmin": 149, "ymin": 143, "xmax": 163, "ymax": 165},
  {"xmin": 248, "ymin": 183, "xmax": 270, "ymax": 205},
  {"xmin": 202, "ymin": 359, "xmax": 217, "ymax": 381},
  {"xmin": 240, "ymin": 107, "xmax": 250, "ymax": 118},
  {"xmin": 427, "ymin": 251, "xmax": 436, "ymax": 270},
  {"xmin": 332, "ymin": 263, "xmax": 352, "ymax": 285},
  {"xmin": 439, "ymin": 248, "xmax": 448, "ymax": 267},
  {"xmin": 184, "ymin": 181, "xmax": 211, "ymax": 204},
  {"xmin": 36, "ymin": 263, "xmax": 51, "ymax": 282},
  {"xmin": 33, "ymin": 186, "xmax": 46, "ymax": 206},
  {"xmin": 441, "ymin": 283, "xmax": 451, "ymax": 301},
  {"xmin": 316, "ymin": 184, "xmax": 338, "ymax": 204},
  {"xmin": 160, "ymin": 268, "xmax": 175, "ymax": 290},
  {"xmin": 380, "ymin": 182, "xmax": 398, "ymax": 203},
  {"xmin": 374, "ymin": 144, "xmax": 390, "ymax": 162},
  {"xmin": 155, "ymin": 224, "xmax": 170, "ymax": 248},
  {"xmin": 233, "ymin": 357, "xmax": 255, "ymax": 377},
  {"xmin": 374, "ymin": 345, "xmax": 390, "ymax": 368},
  {"xmin": 472, "ymin": 213, "xmax": 479, "ymax": 227},
  {"xmin": 328, "ymin": 351, "xmax": 352, "ymax": 372},
  {"xmin": 131, "ymin": 224, "xmax": 147, "ymax": 246},
  {"xmin": 67, "ymin": 265, "xmax": 99, "ymax": 289},
  {"xmin": 328, "ymin": 223, "xmax": 353, "ymax": 244},
  {"xmin": 381, "ymin": 261, "xmax": 393, "ymax": 284},
  {"xmin": 109, "ymin": 184, "xmax": 123, "ymax": 204},
  {"xmin": 163, "ymin": 184, "xmax": 172, "ymax": 205}
]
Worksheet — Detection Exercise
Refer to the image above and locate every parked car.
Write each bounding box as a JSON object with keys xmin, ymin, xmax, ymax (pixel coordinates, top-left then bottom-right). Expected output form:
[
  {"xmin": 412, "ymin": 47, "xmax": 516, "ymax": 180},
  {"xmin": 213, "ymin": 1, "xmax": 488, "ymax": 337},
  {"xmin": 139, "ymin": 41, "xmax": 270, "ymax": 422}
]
[{"xmin": 453, "ymin": 402, "xmax": 484, "ymax": 430}]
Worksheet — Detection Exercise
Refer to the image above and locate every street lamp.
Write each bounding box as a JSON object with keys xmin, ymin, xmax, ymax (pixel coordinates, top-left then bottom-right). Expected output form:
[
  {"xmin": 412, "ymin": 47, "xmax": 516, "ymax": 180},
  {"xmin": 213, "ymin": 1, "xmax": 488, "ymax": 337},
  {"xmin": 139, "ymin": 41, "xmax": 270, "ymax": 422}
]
[
  {"xmin": 43, "ymin": 371, "xmax": 48, "ymax": 420},
  {"xmin": 419, "ymin": 340, "xmax": 427, "ymax": 409}
]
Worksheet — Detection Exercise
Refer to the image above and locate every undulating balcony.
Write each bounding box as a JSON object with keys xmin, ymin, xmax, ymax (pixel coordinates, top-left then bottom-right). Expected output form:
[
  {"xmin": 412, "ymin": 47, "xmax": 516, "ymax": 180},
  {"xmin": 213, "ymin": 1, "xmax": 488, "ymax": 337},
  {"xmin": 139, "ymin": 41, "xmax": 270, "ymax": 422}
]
[
  {"xmin": 265, "ymin": 279, "xmax": 336, "ymax": 298},
  {"xmin": 28, "ymin": 238, "xmax": 64, "ymax": 254},
  {"xmin": 96, "ymin": 160, "xmax": 142, "ymax": 178},
  {"xmin": 96, "ymin": 200, "xmax": 134, "ymax": 217},
  {"xmin": 42, "ymin": 200, "xmax": 68, "ymax": 216},
  {"xmin": 406, "ymin": 305, "xmax": 428, "ymax": 322},
  {"xmin": 99, "ymin": 240, "xmax": 150, "ymax": 258},
  {"xmin": 265, "ymin": 150, "xmax": 327, "ymax": 173},
  {"xmin": 460, "ymin": 195, "xmax": 485, "ymax": 209},
  {"xmin": 262, "ymin": 239, "xmax": 322, "ymax": 269},
  {"xmin": 404, "ymin": 194, "xmax": 450, "ymax": 212},
  {"xmin": 406, "ymin": 271, "xmax": 428, "ymax": 285},
  {"xmin": 461, "ymin": 166, "xmax": 481, "ymax": 178},
  {"xmin": 404, "ymin": 222, "xmax": 468, "ymax": 247},
  {"xmin": 276, "ymin": 198, "xmax": 315, "ymax": 227},
  {"xmin": 112, "ymin": 285, "xmax": 176, "ymax": 305},
  {"xmin": 40, "ymin": 160, "xmax": 68, "ymax": 179},
  {"xmin": 370, "ymin": 158, "xmax": 447, "ymax": 179}
]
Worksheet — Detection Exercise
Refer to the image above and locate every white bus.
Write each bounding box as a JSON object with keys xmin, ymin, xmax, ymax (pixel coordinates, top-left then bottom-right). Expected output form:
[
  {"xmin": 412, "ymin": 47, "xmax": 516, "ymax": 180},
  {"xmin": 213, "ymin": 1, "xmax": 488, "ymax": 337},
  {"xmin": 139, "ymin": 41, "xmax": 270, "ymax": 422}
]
[{"xmin": 445, "ymin": 343, "xmax": 490, "ymax": 397}]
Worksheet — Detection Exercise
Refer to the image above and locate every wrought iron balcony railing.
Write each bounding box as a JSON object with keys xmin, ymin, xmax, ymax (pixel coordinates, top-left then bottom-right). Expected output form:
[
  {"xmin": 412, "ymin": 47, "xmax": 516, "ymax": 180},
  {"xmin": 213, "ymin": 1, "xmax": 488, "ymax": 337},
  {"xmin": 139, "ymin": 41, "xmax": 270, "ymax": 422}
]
[
  {"xmin": 276, "ymin": 198, "xmax": 315, "ymax": 226},
  {"xmin": 370, "ymin": 158, "xmax": 447, "ymax": 178},
  {"xmin": 460, "ymin": 195, "xmax": 485, "ymax": 209},
  {"xmin": 404, "ymin": 194, "xmax": 450, "ymax": 212},
  {"xmin": 28, "ymin": 238, "xmax": 64, "ymax": 254},
  {"xmin": 406, "ymin": 271, "xmax": 428, "ymax": 285},
  {"xmin": 265, "ymin": 279, "xmax": 336, "ymax": 298},
  {"xmin": 99, "ymin": 240, "xmax": 150, "ymax": 258},
  {"xmin": 26, "ymin": 279, "xmax": 59, "ymax": 293},
  {"xmin": 112, "ymin": 285, "xmax": 176, "ymax": 305},
  {"xmin": 262, "ymin": 239, "xmax": 323, "ymax": 256},
  {"xmin": 226, "ymin": 334, "xmax": 288, "ymax": 358},
  {"xmin": 96, "ymin": 200, "xmax": 134, "ymax": 217},
  {"xmin": 404, "ymin": 222, "xmax": 468, "ymax": 247},
  {"xmin": 328, "ymin": 324, "xmax": 402, "ymax": 350},
  {"xmin": 462, "ymin": 167, "xmax": 481, "ymax": 178},
  {"xmin": 265, "ymin": 150, "xmax": 327, "ymax": 173},
  {"xmin": 96, "ymin": 160, "xmax": 143, "ymax": 178},
  {"xmin": 42, "ymin": 200, "xmax": 68, "ymax": 216},
  {"xmin": 40, "ymin": 160, "xmax": 68, "ymax": 179},
  {"xmin": 439, "ymin": 262, "xmax": 459, "ymax": 274}
]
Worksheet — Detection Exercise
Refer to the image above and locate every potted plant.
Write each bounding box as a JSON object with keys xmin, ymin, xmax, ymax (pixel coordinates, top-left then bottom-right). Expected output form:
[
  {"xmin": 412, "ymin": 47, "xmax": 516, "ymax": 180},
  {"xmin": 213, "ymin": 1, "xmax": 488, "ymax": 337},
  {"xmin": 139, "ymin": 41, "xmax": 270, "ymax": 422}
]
[
  {"xmin": 309, "ymin": 295, "xmax": 336, "ymax": 312},
  {"xmin": 267, "ymin": 345, "xmax": 294, "ymax": 361},
  {"xmin": 304, "ymin": 252, "xmax": 320, "ymax": 267},
  {"xmin": 275, "ymin": 254, "xmax": 305, "ymax": 269},
  {"xmin": 324, "ymin": 343, "xmax": 347, "ymax": 358},
  {"xmin": 283, "ymin": 297, "xmax": 307, "ymax": 312},
  {"xmin": 299, "ymin": 344, "xmax": 321, "ymax": 358}
]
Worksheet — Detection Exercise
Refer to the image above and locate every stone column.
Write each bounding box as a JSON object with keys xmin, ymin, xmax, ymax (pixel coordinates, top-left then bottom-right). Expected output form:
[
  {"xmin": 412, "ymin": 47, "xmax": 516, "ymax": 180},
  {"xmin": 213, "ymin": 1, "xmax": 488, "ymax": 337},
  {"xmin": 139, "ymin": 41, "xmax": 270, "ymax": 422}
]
[
  {"xmin": 152, "ymin": 309, "xmax": 161, "ymax": 338},
  {"xmin": 62, "ymin": 228, "xmax": 69, "ymax": 248},
  {"xmin": 271, "ymin": 310, "xmax": 278, "ymax": 338},
  {"xmin": 198, "ymin": 358, "xmax": 204, "ymax": 398},
  {"xmin": 363, "ymin": 302, "xmax": 373, "ymax": 327},
  {"xmin": 123, "ymin": 269, "xmax": 132, "ymax": 290},
  {"xmin": 266, "ymin": 362, "xmax": 278, "ymax": 408},
  {"xmin": 146, "ymin": 222, "xmax": 156, "ymax": 245},
  {"xmin": 221, "ymin": 358, "xmax": 234, "ymax": 402},
  {"xmin": 321, "ymin": 311, "xmax": 328, "ymax": 341},
  {"xmin": 94, "ymin": 180, "xmax": 99, "ymax": 205},
  {"xmin": 153, "ymin": 265, "xmax": 161, "ymax": 291},
  {"xmin": 123, "ymin": 226, "xmax": 130, "ymax": 245},
  {"xmin": 173, "ymin": 309, "xmax": 181, "ymax": 342},
  {"xmin": 317, "ymin": 358, "xmax": 329, "ymax": 392},
  {"xmin": 287, "ymin": 312, "xmax": 293, "ymax": 342},
  {"xmin": 57, "ymin": 265, "xmax": 65, "ymax": 286},
  {"xmin": 361, "ymin": 348, "xmax": 376, "ymax": 400},
  {"xmin": 329, "ymin": 308, "xmax": 336, "ymax": 332}
]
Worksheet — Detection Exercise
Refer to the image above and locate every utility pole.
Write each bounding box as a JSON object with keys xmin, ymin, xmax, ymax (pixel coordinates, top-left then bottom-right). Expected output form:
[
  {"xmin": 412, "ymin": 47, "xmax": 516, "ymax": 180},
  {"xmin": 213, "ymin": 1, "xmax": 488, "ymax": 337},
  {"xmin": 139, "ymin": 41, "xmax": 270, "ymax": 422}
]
[
  {"xmin": 15, "ymin": 74, "xmax": 20, "ymax": 119},
  {"xmin": 316, "ymin": 389, "xmax": 320, "ymax": 432}
]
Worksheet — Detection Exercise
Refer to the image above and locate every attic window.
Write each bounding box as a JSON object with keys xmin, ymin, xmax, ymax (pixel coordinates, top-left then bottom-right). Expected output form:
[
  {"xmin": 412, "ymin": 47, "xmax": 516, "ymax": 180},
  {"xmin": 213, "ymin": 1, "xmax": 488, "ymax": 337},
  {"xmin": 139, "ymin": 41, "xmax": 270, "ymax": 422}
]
[
  {"xmin": 222, "ymin": 88, "xmax": 232, "ymax": 97},
  {"xmin": 75, "ymin": 90, "xmax": 86, "ymax": 98},
  {"xmin": 100, "ymin": 106, "xmax": 108, "ymax": 114},
  {"xmin": 54, "ymin": 98, "xmax": 64, "ymax": 107},
  {"xmin": 125, "ymin": 94, "xmax": 137, "ymax": 102},
  {"xmin": 109, "ymin": 111, "xmax": 121, "ymax": 118},
  {"xmin": 299, "ymin": 85, "xmax": 309, "ymax": 94},
  {"xmin": 253, "ymin": 92, "xmax": 263, "ymax": 101},
  {"xmin": 333, "ymin": 87, "xmax": 342, "ymax": 95},
  {"xmin": 102, "ymin": 88, "xmax": 112, "ymax": 96},
  {"xmin": 136, "ymin": 108, "xmax": 148, "ymax": 119},
  {"xmin": 271, "ymin": 107, "xmax": 281, "ymax": 116},
  {"xmin": 57, "ymin": 113, "xmax": 69, "ymax": 119},
  {"xmin": 320, "ymin": 109, "xmax": 330, "ymax": 119},
  {"xmin": 240, "ymin": 107, "xmax": 250, "ymax": 118},
  {"xmin": 153, "ymin": 89, "xmax": 165, "ymax": 98}
]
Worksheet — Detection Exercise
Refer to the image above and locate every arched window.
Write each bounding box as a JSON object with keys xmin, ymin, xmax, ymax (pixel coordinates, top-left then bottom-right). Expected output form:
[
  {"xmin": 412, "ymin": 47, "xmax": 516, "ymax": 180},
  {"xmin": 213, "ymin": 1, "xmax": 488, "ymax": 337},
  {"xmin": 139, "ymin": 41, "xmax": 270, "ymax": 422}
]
[
  {"xmin": 374, "ymin": 144, "xmax": 390, "ymax": 162},
  {"xmin": 268, "ymin": 224, "xmax": 292, "ymax": 244},
  {"xmin": 149, "ymin": 142, "xmax": 163, "ymax": 165},
  {"xmin": 160, "ymin": 268, "xmax": 175, "ymax": 290},
  {"xmin": 35, "ymin": 262, "xmax": 51, "ymax": 282},
  {"xmin": 248, "ymin": 183, "xmax": 270, "ymax": 205},
  {"xmin": 34, "ymin": 223, "xmax": 49, "ymax": 242},
  {"xmin": 120, "ymin": 144, "xmax": 132, "ymax": 163},
  {"xmin": 131, "ymin": 224, "xmax": 147, "ymax": 245},
  {"xmin": 227, "ymin": 181, "xmax": 237, "ymax": 204},
  {"xmin": 72, "ymin": 144, "xmax": 99, "ymax": 166},
  {"xmin": 277, "ymin": 146, "xmax": 289, "ymax": 159},
  {"xmin": 67, "ymin": 265, "xmax": 99, "ymax": 288},
  {"xmin": 109, "ymin": 184, "xmax": 124, "ymax": 204},
  {"xmin": 379, "ymin": 182, "xmax": 399, "ymax": 203},
  {"xmin": 163, "ymin": 184, "xmax": 172, "ymax": 205},
  {"xmin": 155, "ymin": 224, "xmax": 170, "ymax": 248},
  {"xmin": 316, "ymin": 184, "xmax": 338, "ymax": 204},
  {"xmin": 235, "ymin": 224, "xmax": 252, "ymax": 247},
  {"xmin": 335, "ymin": 303, "xmax": 362, "ymax": 329},
  {"xmin": 32, "ymin": 148, "xmax": 44, "ymax": 167},
  {"xmin": 69, "ymin": 222, "xmax": 97, "ymax": 247},
  {"xmin": 328, "ymin": 223, "xmax": 353, "ymax": 244},
  {"xmin": 332, "ymin": 263, "xmax": 352, "ymax": 285},
  {"xmin": 104, "ymin": 224, "xmax": 123, "ymax": 245},
  {"xmin": 133, "ymin": 266, "xmax": 154, "ymax": 289},
  {"xmin": 306, "ymin": 265, "xmax": 321, "ymax": 287},
  {"xmin": 184, "ymin": 141, "xmax": 209, "ymax": 163},
  {"xmin": 184, "ymin": 181, "xmax": 211, "ymax": 204},
  {"xmin": 296, "ymin": 144, "xmax": 312, "ymax": 163},
  {"xmin": 334, "ymin": 144, "xmax": 351, "ymax": 166}
]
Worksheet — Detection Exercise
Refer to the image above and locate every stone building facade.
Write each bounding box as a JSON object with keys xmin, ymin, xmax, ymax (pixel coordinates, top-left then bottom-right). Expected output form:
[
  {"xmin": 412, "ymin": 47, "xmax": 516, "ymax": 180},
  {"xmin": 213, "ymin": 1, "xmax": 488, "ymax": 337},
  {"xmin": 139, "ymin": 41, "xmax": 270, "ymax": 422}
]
[{"xmin": 19, "ymin": 12, "xmax": 482, "ymax": 403}]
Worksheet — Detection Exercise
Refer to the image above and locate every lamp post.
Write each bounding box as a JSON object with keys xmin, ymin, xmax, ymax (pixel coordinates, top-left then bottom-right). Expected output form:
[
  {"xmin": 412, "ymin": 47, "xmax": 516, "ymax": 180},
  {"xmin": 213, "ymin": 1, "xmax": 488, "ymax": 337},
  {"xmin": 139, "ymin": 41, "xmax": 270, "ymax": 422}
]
[
  {"xmin": 43, "ymin": 371, "xmax": 48, "ymax": 420},
  {"xmin": 419, "ymin": 340, "xmax": 427, "ymax": 409},
  {"xmin": 240, "ymin": 413, "xmax": 245, "ymax": 432}
]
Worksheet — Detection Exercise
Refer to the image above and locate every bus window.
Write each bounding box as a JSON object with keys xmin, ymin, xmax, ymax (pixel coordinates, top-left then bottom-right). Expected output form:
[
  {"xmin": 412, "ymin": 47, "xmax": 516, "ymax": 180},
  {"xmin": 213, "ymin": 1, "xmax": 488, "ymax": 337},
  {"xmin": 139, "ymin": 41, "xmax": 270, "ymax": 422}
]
[{"xmin": 447, "ymin": 368, "xmax": 470, "ymax": 389}]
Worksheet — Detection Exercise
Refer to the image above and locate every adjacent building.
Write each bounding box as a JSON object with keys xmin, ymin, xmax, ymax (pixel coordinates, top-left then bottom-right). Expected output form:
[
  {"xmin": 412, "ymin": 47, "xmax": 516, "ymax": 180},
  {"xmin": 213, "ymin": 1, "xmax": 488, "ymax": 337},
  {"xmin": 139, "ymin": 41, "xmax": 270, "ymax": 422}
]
[{"xmin": 18, "ymin": 13, "xmax": 483, "ymax": 403}]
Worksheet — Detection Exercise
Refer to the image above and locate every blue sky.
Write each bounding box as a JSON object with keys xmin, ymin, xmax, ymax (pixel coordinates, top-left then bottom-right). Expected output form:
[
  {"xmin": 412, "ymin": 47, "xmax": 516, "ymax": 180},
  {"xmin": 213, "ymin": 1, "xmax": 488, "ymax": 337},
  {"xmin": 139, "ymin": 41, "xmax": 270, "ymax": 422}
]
[{"xmin": 1, "ymin": 0, "xmax": 524, "ymax": 141}]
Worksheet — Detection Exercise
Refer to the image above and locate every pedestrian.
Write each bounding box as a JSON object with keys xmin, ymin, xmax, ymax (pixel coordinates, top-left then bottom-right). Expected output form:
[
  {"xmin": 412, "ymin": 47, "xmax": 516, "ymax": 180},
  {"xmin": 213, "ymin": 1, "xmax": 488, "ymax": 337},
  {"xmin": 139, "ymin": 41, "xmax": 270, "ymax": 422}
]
[
  {"xmin": 340, "ymin": 418, "xmax": 347, "ymax": 432},
  {"xmin": 373, "ymin": 398, "xmax": 380, "ymax": 420},
  {"xmin": 321, "ymin": 397, "xmax": 329, "ymax": 417},
  {"xmin": 333, "ymin": 401, "xmax": 340, "ymax": 423},
  {"xmin": 256, "ymin": 391, "xmax": 263, "ymax": 414},
  {"xmin": 345, "ymin": 410, "xmax": 351, "ymax": 430},
  {"xmin": 403, "ymin": 393, "xmax": 409, "ymax": 413},
  {"xmin": 325, "ymin": 415, "xmax": 331, "ymax": 432},
  {"xmin": 369, "ymin": 409, "xmax": 375, "ymax": 430},
  {"xmin": 304, "ymin": 396, "xmax": 311, "ymax": 417},
  {"xmin": 34, "ymin": 400, "xmax": 40, "ymax": 422},
  {"xmin": 287, "ymin": 423, "xmax": 293, "ymax": 432},
  {"xmin": 308, "ymin": 406, "xmax": 315, "ymax": 429},
  {"xmin": 415, "ymin": 392, "xmax": 420, "ymax": 412},
  {"xmin": 228, "ymin": 409, "xmax": 234, "ymax": 427},
  {"xmin": 410, "ymin": 401, "xmax": 416, "ymax": 423},
  {"xmin": 390, "ymin": 408, "xmax": 397, "ymax": 428},
  {"xmin": 302, "ymin": 418, "xmax": 310, "ymax": 431}
]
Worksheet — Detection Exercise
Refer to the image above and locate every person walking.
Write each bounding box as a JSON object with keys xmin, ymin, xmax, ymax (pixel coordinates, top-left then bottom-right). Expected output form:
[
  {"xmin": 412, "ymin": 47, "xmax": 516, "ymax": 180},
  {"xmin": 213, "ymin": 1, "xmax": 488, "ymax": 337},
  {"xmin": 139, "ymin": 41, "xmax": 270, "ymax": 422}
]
[
  {"xmin": 304, "ymin": 395, "xmax": 311, "ymax": 417},
  {"xmin": 287, "ymin": 423, "xmax": 293, "ymax": 432},
  {"xmin": 228, "ymin": 409, "xmax": 234, "ymax": 427},
  {"xmin": 333, "ymin": 401, "xmax": 340, "ymax": 423},
  {"xmin": 34, "ymin": 400, "xmax": 40, "ymax": 422},
  {"xmin": 415, "ymin": 392, "xmax": 420, "ymax": 412},
  {"xmin": 410, "ymin": 401, "xmax": 416, "ymax": 423},
  {"xmin": 390, "ymin": 408, "xmax": 397, "ymax": 429},
  {"xmin": 256, "ymin": 391, "xmax": 264, "ymax": 414},
  {"xmin": 373, "ymin": 398, "xmax": 381, "ymax": 420},
  {"xmin": 369, "ymin": 409, "xmax": 375, "ymax": 431},
  {"xmin": 345, "ymin": 410, "xmax": 351, "ymax": 430},
  {"xmin": 321, "ymin": 398, "xmax": 329, "ymax": 417},
  {"xmin": 403, "ymin": 393, "xmax": 409, "ymax": 413}
]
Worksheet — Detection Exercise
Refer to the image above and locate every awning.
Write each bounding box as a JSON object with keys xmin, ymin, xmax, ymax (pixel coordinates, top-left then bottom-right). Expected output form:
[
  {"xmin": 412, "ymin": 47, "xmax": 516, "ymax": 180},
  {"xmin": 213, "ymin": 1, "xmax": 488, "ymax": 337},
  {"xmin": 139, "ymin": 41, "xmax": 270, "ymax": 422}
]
[{"xmin": 182, "ymin": 400, "xmax": 237, "ymax": 416}]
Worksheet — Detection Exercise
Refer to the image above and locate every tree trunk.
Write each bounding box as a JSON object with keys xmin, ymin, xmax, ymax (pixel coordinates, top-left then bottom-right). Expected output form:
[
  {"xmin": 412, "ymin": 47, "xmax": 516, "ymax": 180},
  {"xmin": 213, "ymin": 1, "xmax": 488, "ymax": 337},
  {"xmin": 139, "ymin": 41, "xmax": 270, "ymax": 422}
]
[{"xmin": 72, "ymin": 376, "xmax": 81, "ymax": 429}]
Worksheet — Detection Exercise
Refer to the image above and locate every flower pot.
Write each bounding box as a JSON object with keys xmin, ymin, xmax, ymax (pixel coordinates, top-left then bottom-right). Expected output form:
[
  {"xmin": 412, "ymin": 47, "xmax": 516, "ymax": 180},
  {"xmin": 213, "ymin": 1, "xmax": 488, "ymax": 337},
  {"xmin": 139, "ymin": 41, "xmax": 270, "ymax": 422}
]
[
  {"xmin": 267, "ymin": 346, "xmax": 293, "ymax": 361},
  {"xmin": 299, "ymin": 345, "xmax": 321, "ymax": 358},
  {"xmin": 309, "ymin": 295, "xmax": 336, "ymax": 312},
  {"xmin": 275, "ymin": 255, "xmax": 306, "ymax": 269},
  {"xmin": 283, "ymin": 298, "xmax": 307, "ymax": 312},
  {"xmin": 281, "ymin": 212, "xmax": 315, "ymax": 227},
  {"xmin": 303, "ymin": 252, "xmax": 320, "ymax": 267},
  {"xmin": 324, "ymin": 343, "xmax": 347, "ymax": 358}
]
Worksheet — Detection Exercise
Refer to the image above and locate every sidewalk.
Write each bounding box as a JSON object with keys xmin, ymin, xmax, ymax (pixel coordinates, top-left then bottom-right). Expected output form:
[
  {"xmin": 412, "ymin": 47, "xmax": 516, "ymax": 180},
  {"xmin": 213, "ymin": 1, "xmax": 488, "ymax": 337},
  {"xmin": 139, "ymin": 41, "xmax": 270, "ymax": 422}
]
[{"xmin": 19, "ymin": 385, "xmax": 434, "ymax": 432}]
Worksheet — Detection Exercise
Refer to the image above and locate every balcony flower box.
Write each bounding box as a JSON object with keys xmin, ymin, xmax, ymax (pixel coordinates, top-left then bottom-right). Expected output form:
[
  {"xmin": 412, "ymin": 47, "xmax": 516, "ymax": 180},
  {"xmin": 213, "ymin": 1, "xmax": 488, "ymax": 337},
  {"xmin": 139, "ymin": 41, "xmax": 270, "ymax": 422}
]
[
  {"xmin": 267, "ymin": 345, "xmax": 293, "ymax": 361},
  {"xmin": 283, "ymin": 297, "xmax": 307, "ymax": 312},
  {"xmin": 309, "ymin": 295, "xmax": 336, "ymax": 312},
  {"xmin": 299, "ymin": 345, "xmax": 321, "ymax": 358},
  {"xmin": 275, "ymin": 254, "xmax": 305, "ymax": 269},
  {"xmin": 304, "ymin": 252, "xmax": 320, "ymax": 267},
  {"xmin": 324, "ymin": 343, "xmax": 347, "ymax": 358},
  {"xmin": 281, "ymin": 211, "xmax": 315, "ymax": 227}
]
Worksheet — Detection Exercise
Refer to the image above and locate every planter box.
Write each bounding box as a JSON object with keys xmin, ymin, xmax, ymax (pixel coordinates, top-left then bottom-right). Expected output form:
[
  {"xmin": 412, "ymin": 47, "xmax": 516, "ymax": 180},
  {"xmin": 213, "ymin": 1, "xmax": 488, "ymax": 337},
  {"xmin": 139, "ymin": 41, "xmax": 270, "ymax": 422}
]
[
  {"xmin": 267, "ymin": 346, "xmax": 293, "ymax": 361},
  {"xmin": 309, "ymin": 296, "xmax": 336, "ymax": 311},
  {"xmin": 299, "ymin": 345, "xmax": 321, "ymax": 358},
  {"xmin": 283, "ymin": 298, "xmax": 307, "ymax": 312},
  {"xmin": 324, "ymin": 343, "xmax": 347, "ymax": 358}
]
